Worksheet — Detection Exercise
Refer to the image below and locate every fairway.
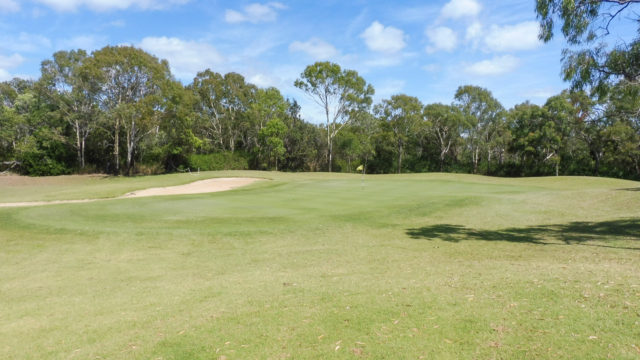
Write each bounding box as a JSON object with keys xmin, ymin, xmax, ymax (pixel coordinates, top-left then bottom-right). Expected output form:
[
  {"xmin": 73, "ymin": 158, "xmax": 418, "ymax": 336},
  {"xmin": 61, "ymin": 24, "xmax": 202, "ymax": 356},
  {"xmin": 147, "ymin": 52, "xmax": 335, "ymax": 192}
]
[{"xmin": 1, "ymin": 171, "xmax": 639, "ymax": 359}]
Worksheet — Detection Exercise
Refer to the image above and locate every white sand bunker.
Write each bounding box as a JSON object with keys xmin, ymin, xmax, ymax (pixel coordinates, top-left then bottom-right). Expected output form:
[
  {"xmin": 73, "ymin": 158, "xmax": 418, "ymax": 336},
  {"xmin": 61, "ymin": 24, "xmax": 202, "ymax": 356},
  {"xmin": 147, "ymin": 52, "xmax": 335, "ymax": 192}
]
[
  {"xmin": 0, "ymin": 177, "xmax": 262, "ymax": 207},
  {"xmin": 122, "ymin": 177, "xmax": 261, "ymax": 198}
]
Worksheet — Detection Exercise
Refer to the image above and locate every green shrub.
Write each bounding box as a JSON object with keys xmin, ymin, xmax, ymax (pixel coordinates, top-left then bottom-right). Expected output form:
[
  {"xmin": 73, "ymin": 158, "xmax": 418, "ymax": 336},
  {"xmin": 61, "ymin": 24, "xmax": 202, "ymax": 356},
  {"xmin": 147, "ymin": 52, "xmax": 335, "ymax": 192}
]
[{"xmin": 188, "ymin": 152, "xmax": 250, "ymax": 171}]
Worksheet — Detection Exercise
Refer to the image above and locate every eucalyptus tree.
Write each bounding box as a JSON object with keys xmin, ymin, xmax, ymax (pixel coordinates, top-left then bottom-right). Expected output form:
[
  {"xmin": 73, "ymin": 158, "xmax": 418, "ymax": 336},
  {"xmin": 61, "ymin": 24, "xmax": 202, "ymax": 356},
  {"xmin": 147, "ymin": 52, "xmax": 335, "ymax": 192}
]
[
  {"xmin": 509, "ymin": 102, "xmax": 567, "ymax": 175},
  {"xmin": 191, "ymin": 70, "xmax": 257, "ymax": 153},
  {"xmin": 603, "ymin": 84, "xmax": 640, "ymax": 177},
  {"xmin": 249, "ymin": 87, "xmax": 288, "ymax": 150},
  {"xmin": 259, "ymin": 118, "xmax": 287, "ymax": 170},
  {"xmin": 508, "ymin": 102, "xmax": 548, "ymax": 174},
  {"xmin": 544, "ymin": 92, "xmax": 580, "ymax": 175},
  {"xmin": 280, "ymin": 100, "xmax": 325, "ymax": 171},
  {"xmin": 349, "ymin": 110, "xmax": 378, "ymax": 173},
  {"xmin": 374, "ymin": 94, "xmax": 423, "ymax": 173},
  {"xmin": 219, "ymin": 72, "xmax": 257, "ymax": 153},
  {"xmin": 86, "ymin": 46, "xmax": 172, "ymax": 175},
  {"xmin": 294, "ymin": 61, "xmax": 374, "ymax": 172},
  {"xmin": 536, "ymin": 0, "xmax": 640, "ymax": 97},
  {"xmin": 454, "ymin": 85, "xmax": 505, "ymax": 173},
  {"xmin": 158, "ymin": 80, "xmax": 200, "ymax": 170},
  {"xmin": 423, "ymin": 103, "xmax": 463, "ymax": 172},
  {"xmin": 40, "ymin": 49, "xmax": 99, "ymax": 169},
  {"xmin": 0, "ymin": 78, "xmax": 70, "ymax": 175}
]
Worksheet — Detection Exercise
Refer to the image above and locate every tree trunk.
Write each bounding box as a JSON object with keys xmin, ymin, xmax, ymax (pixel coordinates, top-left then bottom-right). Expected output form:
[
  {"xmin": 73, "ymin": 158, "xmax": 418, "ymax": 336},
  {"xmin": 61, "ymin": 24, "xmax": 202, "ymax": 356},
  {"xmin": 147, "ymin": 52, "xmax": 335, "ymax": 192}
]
[
  {"xmin": 126, "ymin": 120, "xmax": 136, "ymax": 176},
  {"xmin": 75, "ymin": 120, "xmax": 82, "ymax": 168},
  {"xmin": 114, "ymin": 118, "xmax": 120, "ymax": 175},
  {"xmin": 397, "ymin": 140, "xmax": 403, "ymax": 174},
  {"xmin": 326, "ymin": 105, "xmax": 332, "ymax": 173},
  {"xmin": 328, "ymin": 135, "xmax": 333, "ymax": 173},
  {"xmin": 593, "ymin": 151, "xmax": 601, "ymax": 176},
  {"xmin": 473, "ymin": 147, "xmax": 479, "ymax": 174},
  {"xmin": 80, "ymin": 137, "xmax": 85, "ymax": 169}
]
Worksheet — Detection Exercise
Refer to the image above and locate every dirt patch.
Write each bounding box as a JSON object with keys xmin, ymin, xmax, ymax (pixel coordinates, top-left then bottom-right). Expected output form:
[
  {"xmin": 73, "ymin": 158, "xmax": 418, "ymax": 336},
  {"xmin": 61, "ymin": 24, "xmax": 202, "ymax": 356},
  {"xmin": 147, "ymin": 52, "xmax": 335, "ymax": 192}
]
[{"xmin": 0, "ymin": 177, "xmax": 262, "ymax": 207}]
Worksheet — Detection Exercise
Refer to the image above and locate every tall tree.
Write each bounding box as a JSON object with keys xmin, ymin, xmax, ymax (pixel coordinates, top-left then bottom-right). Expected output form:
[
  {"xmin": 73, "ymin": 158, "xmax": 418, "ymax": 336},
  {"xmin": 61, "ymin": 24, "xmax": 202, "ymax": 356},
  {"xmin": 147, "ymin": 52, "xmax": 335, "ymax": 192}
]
[
  {"xmin": 249, "ymin": 87, "xmax": 288, "ymax": 150},
  {"xmin": 259, "ymin": 118, "xmax": 287, "ymax": 170},
  {"xmin": 536, "ymin": 0, "xmax": 640, "ymax": 96},
  {"xmin": 423, "ymin": 103, "xmax": 463, "ymax": 172},
  {"xmin": 454, "ymin": 85, "xmax": 504, "ymax": 173},
  {"xmin": 86, "ymin": 46, "xmax": 172, "ymax": 175},
  {"xmin": 294, "ymin": 61, "xmax": 374, "ymax": 172},
  {"xmin": 374, "ymin": 94, "xmax": 423, "ymax": 173},
  {"xmin": 191, "ymin": 70, "xmax": 257, "ymax": 153},
  {"xmin": 41, "ymin": 49, "xmax": 99, "ymax": 169},
  {"xmin": 544, "ymin": 92, "xmax": 580, "ymax": 175}
]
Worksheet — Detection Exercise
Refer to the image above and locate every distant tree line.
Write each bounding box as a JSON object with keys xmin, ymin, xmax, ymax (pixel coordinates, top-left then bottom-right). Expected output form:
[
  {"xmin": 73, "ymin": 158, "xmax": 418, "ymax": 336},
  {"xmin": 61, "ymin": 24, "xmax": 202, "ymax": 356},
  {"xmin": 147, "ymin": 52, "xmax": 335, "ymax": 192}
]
[{"xmin": 0, "ymin": 46, "xmax": 638, "ymax": 178}]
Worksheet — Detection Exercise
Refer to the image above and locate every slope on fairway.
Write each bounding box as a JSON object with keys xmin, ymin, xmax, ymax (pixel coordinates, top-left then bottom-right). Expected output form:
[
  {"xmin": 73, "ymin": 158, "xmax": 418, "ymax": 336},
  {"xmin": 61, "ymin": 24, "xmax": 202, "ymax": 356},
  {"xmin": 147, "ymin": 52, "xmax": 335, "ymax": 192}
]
[{"xmin": 0, "ymin": 171, "xmax": 638, "ymax": 359}]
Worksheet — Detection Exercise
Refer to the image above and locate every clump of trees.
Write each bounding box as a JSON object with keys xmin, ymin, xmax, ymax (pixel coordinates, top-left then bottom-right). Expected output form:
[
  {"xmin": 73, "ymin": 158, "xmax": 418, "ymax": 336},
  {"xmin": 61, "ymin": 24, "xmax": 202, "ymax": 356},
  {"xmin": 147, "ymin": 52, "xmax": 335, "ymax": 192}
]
[{"xmin": 0, "ymin": 0, "xmax": 638, "ymax": 179}]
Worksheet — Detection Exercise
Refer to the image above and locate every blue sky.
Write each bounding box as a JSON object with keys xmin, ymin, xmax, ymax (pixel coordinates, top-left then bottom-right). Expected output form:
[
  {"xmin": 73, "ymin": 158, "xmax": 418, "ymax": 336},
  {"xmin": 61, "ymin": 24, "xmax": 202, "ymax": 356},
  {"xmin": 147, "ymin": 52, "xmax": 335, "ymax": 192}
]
[{"xmin": 0, "ymin": 0, "xmax": 600, "ymax": 122}]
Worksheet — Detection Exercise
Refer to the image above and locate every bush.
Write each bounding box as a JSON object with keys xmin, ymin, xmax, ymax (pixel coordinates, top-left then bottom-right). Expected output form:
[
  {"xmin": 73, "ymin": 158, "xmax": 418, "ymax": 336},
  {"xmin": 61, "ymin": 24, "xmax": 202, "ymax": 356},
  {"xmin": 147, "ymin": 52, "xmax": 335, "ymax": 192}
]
[
  {"xmin": 21, "ymin": 151, "xmax": 70, "ymax": 176},
  {"xmin": 188, "ymin": 152, "xmax": 250, "ymax": 171}
]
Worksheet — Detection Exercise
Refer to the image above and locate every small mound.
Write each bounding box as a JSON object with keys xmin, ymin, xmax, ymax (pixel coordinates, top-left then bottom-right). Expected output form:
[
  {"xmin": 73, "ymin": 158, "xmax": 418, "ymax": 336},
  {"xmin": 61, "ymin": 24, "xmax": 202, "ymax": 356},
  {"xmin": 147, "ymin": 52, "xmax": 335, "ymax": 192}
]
[{"xmin": 0, "ymin": 177, "xmax": 262, "ymax": 207}]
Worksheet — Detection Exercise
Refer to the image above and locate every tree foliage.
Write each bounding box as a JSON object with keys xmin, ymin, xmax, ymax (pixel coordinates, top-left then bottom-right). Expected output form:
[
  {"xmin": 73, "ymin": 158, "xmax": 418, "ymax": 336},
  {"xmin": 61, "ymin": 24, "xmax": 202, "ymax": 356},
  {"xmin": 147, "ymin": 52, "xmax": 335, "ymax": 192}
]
[
  {"xmin": 294, "ymin": 61, "xmax": 374, "ymax": 172},
  {"xmin": 0, "ymin": 44, "xmax": 638, "ymax": 180}
]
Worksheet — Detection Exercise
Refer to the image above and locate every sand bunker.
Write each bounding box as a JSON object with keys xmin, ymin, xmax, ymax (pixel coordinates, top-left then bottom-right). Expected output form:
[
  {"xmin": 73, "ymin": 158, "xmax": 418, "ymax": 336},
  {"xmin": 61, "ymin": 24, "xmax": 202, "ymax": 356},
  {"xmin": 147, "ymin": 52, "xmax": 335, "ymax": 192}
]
[
  {"xmin": 0, "ymin": 177, "xmax": 262, "ymax": 207},
  {"xmin": 121, "ymin": 177, "xmax": 260, "ymax": 198}
]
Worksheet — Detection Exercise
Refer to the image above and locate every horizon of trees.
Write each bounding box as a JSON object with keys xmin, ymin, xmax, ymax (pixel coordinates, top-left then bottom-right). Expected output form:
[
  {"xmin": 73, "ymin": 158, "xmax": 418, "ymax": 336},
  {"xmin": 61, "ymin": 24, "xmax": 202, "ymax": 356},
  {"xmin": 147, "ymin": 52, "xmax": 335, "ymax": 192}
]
[{"xmin": 0, "ymin": 43, "xmax": 638, "ymax": 180}]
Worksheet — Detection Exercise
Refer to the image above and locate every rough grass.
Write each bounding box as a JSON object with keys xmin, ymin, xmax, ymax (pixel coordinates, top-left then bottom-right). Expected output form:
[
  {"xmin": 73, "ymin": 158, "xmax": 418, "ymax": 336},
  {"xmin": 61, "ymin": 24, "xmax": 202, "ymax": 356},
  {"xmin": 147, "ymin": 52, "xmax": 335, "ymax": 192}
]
[{"xmin": 0, "ymin": 171, "xmax": 639, "ymax": 359}]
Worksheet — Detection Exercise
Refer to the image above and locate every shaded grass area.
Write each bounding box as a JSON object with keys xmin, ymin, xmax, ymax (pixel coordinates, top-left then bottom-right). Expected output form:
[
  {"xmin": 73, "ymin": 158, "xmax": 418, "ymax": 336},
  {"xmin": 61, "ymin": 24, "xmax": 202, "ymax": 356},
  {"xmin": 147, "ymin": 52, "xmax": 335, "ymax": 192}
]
[
  {"xmin": 1, "ymin": 172, "xmax": 639, "ymax": 359},
  {"xmin": 407, "ymin": 218, "xmax": 640, "ymax": 251}
]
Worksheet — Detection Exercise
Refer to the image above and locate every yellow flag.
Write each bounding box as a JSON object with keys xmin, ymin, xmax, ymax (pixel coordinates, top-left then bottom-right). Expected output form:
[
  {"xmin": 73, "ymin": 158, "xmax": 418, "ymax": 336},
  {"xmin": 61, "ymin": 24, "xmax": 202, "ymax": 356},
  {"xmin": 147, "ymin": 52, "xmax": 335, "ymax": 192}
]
[{"xmin": 356, "ymin": 165, "xmax": 364, "ymax": 172}]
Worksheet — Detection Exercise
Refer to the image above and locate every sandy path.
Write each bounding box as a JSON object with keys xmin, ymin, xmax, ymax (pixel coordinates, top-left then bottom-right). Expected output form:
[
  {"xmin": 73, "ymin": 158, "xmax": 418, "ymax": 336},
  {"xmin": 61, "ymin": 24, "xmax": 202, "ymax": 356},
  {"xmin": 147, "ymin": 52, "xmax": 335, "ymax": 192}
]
[{"xmin": 0, "ymin": 177, "xmax": 262, "ymax": 207}]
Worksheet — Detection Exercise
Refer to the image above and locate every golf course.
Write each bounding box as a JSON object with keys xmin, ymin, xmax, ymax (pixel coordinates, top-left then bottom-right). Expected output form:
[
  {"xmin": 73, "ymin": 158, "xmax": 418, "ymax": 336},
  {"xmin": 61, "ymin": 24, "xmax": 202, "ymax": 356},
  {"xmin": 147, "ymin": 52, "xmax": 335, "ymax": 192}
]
[{"xmin": 1, "ymin": 171, "xmax": 639, "ymax": 359}]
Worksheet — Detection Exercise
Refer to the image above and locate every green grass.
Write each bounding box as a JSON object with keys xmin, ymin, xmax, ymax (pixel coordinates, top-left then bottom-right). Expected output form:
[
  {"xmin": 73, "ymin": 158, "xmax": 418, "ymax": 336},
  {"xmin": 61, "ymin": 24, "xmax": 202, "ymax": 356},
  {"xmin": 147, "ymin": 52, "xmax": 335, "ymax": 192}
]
[{"xmin": 1, "ymin": 171, "xmax": 639, "ymax": 359}]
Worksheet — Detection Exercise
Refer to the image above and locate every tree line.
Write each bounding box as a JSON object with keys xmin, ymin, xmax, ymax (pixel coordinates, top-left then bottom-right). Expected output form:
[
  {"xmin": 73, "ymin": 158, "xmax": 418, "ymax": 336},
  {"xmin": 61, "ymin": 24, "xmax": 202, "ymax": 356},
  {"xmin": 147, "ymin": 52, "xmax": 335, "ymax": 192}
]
[{"xmin": 0, "ymin": 46, "xmax": 637, "ymax": 179}]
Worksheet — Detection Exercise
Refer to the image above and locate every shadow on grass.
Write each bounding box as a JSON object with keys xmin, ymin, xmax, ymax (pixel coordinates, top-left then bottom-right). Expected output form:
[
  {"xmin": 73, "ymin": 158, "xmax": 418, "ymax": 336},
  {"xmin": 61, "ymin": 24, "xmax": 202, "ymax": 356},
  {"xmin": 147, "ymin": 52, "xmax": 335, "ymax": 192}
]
[
  {"xmin": 618, "ymin": 187, "xmax": 640, "ymax": 192},
  {"xmin": 406, "ymin": 218, "xmax": 640, "ymax": 251}
]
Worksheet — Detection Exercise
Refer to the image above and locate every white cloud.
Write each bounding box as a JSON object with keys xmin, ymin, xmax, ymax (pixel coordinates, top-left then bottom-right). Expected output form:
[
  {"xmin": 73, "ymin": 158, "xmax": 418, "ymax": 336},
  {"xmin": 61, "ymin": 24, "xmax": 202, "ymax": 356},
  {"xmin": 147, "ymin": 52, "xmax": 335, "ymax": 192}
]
[
  {"xmin": 138, "ymin": 37, "xmax": 224, "ymax": 80},
  {"xmin": 465, "ymin": 21, "xmax": 483, "ymax": 41},
  {"xmin": 57, "ymin": 35, "xmax": 107, "ymax": 51},
  {"xmin": 484, "ymin": 21, "xmax": 541, "ymax": 52},
  {"xmin": 32, "ymin": 0, "xmax": 190, "ymax": 12},
  {"xmin": 526, "ymin": 88, "xmax": 558, "ymax": 99},
  {"xmin": 426, "ymin": 26, "xmax": 457, "ymax": 53},
  {"xmin": 0, "ymin": 69, "xmax": 11, "ymax": 81},
  {"xmin": 109, "ymin": 19, "xmax": 126, "ymax": 27},
  {"xmin": 375, "ymin": 79, "xmax": 406, "ymax": 100},
  {"xmin": 248, "ymin": 73, "xmax": 276, "ymax": 88},
  {"xmin": 363, "ymin": 55, "xmax": 405, "ymax": 68},
  {"xmin": 360, "ymin": 21, "xmax": 407, "ymax": 53},
  {"xmin": 441, "ymin": 0, "xmax": 481, "ymax": 19},
  {"xmin": 422, "ymin": 63, "xmax": 440, "ymax": 72},
  {"xmin": 289, "ymin": 38, "xmax": 338, "ymax": 60},
  {"xmin": 0, "ymin": 53, "xmax": 25, "ymax": 69},
  {"xmin": 0, "ymin": 53, "xmax": 25, "ymax": 82},
  {"xmin": 0, "ymin": 33, "xmax": 51, "ymax": 53},
  {"xmin": 224, "ymin": 2, "xmax": 285, "ymax": 24},
  {"xmin": 466, "ymin": 55, "xmax": 519, "ymax": 76},
  {"xmin": 0, "ymin": 0, "xmax": 20, "ymax": 12}
]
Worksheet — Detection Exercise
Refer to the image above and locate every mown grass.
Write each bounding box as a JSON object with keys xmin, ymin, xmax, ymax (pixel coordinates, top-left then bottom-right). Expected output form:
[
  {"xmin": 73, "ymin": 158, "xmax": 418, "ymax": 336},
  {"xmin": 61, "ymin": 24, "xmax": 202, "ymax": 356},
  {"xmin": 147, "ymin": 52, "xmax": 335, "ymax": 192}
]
[{"xmin": 1, "ymin": 171, "xmax": 639, "ymax": 359}]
